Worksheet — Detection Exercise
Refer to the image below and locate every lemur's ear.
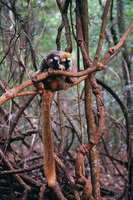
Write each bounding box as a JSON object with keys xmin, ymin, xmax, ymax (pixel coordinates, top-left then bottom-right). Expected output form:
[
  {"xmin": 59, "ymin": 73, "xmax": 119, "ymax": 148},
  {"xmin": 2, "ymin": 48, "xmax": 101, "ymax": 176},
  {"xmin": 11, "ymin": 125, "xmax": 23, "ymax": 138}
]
[{"xmin": 60, "ymin": 52, "xmax": 71, "ymax": 60}]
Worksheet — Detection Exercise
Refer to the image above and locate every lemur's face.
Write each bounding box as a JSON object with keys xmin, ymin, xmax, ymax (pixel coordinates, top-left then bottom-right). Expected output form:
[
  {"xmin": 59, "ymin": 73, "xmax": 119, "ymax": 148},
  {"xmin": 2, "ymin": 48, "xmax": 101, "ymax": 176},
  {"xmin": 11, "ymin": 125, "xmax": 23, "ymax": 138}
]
[
  {"xmin": 60, "ymin": 52, "xmax": 71, "ymax": 70},
  {"xmin": 47, "ymin": 51, "xmax": 71, "ymax": 71},
  {"xmin": 47, "ymin": 54, "xmax": 60, "ymax": 70}
]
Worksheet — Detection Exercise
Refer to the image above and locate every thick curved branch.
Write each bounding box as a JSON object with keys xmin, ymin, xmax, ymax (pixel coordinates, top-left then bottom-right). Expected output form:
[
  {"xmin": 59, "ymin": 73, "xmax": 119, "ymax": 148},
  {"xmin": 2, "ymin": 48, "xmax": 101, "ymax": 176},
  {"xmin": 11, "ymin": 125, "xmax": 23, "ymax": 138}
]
[
  {"xmin": 0, "ymin": 79, "xmax": 32, "ymax": 105},
  {"xmin": 0, "ymin": 66, "xmax": 103, "ymax": 105},
  {"xmin": 17, "ymin": 90, "xmax": 42, "ymax": 96}
]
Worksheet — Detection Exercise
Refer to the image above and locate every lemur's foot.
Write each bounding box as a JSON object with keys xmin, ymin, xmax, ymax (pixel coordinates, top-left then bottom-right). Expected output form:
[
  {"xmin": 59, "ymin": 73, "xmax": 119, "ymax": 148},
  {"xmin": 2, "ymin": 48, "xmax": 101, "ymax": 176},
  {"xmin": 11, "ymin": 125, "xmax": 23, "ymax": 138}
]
[{"xmin": 32, "ymin": 76, "xmax": 38, "ymax": 82}]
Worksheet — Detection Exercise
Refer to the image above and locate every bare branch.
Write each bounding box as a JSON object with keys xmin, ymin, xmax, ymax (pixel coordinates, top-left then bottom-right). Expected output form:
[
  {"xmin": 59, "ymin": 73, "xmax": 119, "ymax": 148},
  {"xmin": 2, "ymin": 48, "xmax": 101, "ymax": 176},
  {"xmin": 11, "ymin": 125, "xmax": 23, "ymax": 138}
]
[{"xmin": 101, "ymin": 20, "xmax": 133, "ymax": 65}]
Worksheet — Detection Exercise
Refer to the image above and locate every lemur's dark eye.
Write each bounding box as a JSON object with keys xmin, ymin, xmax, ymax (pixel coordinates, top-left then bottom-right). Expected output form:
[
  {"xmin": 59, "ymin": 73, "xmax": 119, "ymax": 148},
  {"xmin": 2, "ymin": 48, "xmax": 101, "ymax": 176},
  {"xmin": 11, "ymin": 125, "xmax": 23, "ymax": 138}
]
[
  {"xmin": 48, "ymin": 59, "xmax": 53, "ymax": 64},
  {"xmin": 48, "ymin": 56, "xmax": 59, "ymax": 66},
  {"xmin": 60, "ymin": 59, "xmax": 66, "ymax": 64},
  {"xmin": 67, "ymin": 58, "xmax": 71, "ymax": 62},
  {"xmin": 53, "ymin": 56, "xmax": 59, "ymax": 61}
]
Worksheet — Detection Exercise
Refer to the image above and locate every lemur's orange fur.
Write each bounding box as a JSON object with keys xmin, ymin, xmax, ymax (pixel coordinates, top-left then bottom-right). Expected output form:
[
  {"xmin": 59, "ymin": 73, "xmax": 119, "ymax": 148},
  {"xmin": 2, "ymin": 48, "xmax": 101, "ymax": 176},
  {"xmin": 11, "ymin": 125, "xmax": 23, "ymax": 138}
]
[
  {"xmin": 42, "ymin": 89, "xmax": 56, "ymax": 187},
  {"xmin": 60, "ymin": 52, "xmax": 71, "ymax": 60}
]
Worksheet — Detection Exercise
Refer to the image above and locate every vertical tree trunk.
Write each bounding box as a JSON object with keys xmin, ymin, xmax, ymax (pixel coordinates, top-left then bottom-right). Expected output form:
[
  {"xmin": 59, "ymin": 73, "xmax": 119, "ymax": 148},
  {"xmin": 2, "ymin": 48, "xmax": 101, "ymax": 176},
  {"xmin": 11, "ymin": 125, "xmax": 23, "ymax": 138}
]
[{"xmin": 80, "ymin": 0, "xmax": 101, "ymax": 199}]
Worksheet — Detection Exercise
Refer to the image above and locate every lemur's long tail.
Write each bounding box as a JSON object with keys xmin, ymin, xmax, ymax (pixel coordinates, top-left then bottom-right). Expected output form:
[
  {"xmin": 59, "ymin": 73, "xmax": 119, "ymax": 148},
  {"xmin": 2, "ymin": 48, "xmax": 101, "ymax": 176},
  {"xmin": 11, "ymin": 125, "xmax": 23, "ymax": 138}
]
[{"xmin": 42, "ymin": 90, "xmax": 56, "ymax": 187}]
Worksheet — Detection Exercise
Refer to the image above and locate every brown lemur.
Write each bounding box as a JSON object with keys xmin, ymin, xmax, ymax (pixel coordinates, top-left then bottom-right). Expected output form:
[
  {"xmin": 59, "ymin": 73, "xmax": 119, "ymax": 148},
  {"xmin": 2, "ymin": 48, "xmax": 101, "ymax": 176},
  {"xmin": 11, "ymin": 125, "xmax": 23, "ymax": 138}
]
[
  {"xmin": 30, "ymin": 50, "xmax": 77, "ymax": 187},
  {"xmin": 30, "ymin": 50, "xmax": 77, "ymax": 91}
]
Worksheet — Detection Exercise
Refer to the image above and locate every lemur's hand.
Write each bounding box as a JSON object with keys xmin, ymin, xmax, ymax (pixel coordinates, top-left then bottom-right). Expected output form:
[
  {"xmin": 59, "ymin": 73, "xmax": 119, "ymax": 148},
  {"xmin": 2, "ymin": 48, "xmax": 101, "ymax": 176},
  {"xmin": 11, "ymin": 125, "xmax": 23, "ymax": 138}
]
[
  {"xmin": 29, "ymin": 70, "xmax": 39, "ymax": 82},
  {"xmin": 29, "ymin": 70, "xmax": 44, "ymax": 90},
  {"xmin": 48, "ymin": 68, "xmax": 54, "ymax": 75}
]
